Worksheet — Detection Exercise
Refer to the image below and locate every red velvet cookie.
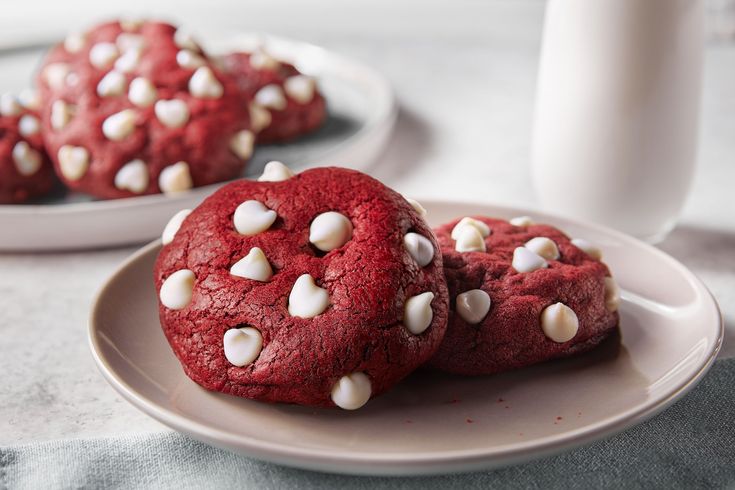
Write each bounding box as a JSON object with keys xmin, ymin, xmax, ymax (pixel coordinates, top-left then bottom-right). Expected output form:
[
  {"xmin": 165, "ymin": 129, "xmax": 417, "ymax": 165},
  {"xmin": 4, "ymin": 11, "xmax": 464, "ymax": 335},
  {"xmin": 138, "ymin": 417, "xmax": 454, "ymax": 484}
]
[
  {"xmin": 0, "ymin": 93, "xmax": 55, "ymax": 203},
  {"xmin": 37, "ymin": 20, "xmax": 253, "ymax": 199},
  {"xmin": 427, "ymin": 216, "xmax": 620, "ymax": 375},
  {"xmin": 220, "ymin": 51, "xmax": 326, "ymax": 144},
  {"xmin": 154, "ymin": 164, "xmax": 448, "ymax": 409}
]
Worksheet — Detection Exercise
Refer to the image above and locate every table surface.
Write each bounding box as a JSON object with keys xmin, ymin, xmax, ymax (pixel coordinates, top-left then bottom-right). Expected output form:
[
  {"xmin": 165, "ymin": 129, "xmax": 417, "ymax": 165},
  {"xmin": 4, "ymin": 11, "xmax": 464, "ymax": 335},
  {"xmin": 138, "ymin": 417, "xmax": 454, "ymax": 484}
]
[{"xmin": 0, "ymin": 0, "xmax": 733, "ymax": 444}]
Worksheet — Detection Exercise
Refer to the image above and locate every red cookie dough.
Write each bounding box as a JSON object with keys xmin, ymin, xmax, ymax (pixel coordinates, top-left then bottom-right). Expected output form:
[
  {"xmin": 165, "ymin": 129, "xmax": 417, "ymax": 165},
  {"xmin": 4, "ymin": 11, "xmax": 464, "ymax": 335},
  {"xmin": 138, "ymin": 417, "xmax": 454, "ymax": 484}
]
[
  {"xmin": 0, "ymin": 94, "xmax": 55, "ymax": 203},
  {"xmin": 37, "ymin": 20, "xmax": 252, "ymax": 199},
  {"xmin": 427, "ymin": 217, "xmax": 619, "ymax": 375},
  {"xmin": 220, "ymin": 51, "xmax": 326, "ymax": 144},
  {"xmin": 154, "ymin": 166, "xmax": 448, "ymax": 408}
]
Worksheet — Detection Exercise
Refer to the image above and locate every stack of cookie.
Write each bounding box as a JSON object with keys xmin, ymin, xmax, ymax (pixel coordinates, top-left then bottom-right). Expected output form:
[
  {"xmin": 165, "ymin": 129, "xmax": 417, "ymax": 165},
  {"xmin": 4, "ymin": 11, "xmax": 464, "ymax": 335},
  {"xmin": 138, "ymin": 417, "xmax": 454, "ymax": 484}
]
[
  {"xmin": 154, "ymin": 163, "xmax": 621, "ymax": 410},
  {"xmin": 0, "ymin": 19, "xmax": 326, "ymax": 203}
]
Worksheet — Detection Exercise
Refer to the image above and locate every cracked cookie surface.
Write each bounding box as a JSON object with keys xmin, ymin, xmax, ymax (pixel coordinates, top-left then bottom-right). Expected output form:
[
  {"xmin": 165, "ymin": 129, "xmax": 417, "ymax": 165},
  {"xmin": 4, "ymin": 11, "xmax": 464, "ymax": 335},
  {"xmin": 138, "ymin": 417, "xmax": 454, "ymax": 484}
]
[
  {"xmin": 427, "ymin": 216, "xmax": 619, "ymax": 375},
  {"xmin": 154, "ymin": 166, "xmax": 448, "ymax": 408},
  {"xmin": 220, "ymin": 51, "xmax": 326, "ymax": 144},
  {"xmin": 37, "ymin": 20, "xmax": 252, "ymax": 199}
]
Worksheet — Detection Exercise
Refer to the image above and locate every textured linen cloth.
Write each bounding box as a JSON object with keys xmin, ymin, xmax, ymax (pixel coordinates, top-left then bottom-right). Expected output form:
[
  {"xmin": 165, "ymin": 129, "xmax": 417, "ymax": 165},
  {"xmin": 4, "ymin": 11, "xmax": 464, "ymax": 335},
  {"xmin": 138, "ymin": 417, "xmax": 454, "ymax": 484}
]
[{"xmin": 2, "ymin": 358, "xmax": 734, "ymax": 490}]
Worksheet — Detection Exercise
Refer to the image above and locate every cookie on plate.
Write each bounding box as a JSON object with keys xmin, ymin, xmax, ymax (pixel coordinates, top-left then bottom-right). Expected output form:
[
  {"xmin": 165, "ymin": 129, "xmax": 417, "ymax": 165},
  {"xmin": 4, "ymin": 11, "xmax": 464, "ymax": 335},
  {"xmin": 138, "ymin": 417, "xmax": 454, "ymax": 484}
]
[
  {"xmin": 220, "ymin": 51, "xmax": 326, "ymax": 144},
  {"xmin": 0, "ymin": 92, "xmax": 55, "ymax": 203},
  {"xmin": 427, "ymin": 216, "xmax": 620, "ymax": 375},
  {"xmin": 37, "ymin": 20, "xmax": 253, "ymax": 199},
  {"xmin": 154, "ymin": 164, "xmax": 448, "ymax": 409}
]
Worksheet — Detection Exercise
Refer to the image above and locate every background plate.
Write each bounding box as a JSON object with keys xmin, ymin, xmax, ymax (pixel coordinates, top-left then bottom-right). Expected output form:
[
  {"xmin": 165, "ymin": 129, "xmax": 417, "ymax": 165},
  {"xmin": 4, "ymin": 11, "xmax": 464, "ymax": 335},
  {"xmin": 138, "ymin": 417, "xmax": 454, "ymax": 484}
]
[
  {"xmin": 0, "ymin": 33, "xmax": 396, "ymax": 250},
  {"xmin": 88, "ymin": 200, "xmax": 723, "ymax": 476}
]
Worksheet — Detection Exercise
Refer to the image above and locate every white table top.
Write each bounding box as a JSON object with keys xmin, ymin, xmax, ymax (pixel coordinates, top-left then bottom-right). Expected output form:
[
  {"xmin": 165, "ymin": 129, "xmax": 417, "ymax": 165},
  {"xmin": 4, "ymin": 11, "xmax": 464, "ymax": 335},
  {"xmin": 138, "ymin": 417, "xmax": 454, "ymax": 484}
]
[{"xmin": 0, "ymin": 0, "xmax": 732, "ymax": 444}]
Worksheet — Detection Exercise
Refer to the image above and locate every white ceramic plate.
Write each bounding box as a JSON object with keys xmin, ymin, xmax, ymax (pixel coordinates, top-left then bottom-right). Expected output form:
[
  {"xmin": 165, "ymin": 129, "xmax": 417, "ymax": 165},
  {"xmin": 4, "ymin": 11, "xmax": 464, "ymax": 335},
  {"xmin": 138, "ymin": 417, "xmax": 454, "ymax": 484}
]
[
  {"xmin": 0, "ymin": 34, "xmax": 396, "ymax": 251},
  {"xmin": 88, "ymin": 200, "xmax": 722, "ymax": 476}
]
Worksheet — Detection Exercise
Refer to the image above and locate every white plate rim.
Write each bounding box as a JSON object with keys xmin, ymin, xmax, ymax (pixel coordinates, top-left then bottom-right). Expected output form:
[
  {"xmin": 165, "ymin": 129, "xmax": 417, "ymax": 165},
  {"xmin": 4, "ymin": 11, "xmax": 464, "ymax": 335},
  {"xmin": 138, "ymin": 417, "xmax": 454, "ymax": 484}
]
[{"xmin": 88, "ymin": 200, "xmax": 724, "ymax": 475}]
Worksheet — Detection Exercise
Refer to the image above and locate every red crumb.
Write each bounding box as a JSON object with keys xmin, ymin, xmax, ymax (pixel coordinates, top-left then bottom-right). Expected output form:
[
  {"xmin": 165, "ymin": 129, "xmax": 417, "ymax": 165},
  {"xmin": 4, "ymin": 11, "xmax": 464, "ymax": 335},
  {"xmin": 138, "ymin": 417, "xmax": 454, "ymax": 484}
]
[
  {"xmin": 497, "ymin": 398, "xmax": 505, "ymax": 403},
  {"xmin": 445, "ymin": 398, "xmax": 461, "ymax": 405},
  {"xmin": 466, "ymin": 418, "xmax": 474, "ymax": 424},
  {"xmin": 556, "ymin": 416, "xmax": 563, "ymax": 421}
]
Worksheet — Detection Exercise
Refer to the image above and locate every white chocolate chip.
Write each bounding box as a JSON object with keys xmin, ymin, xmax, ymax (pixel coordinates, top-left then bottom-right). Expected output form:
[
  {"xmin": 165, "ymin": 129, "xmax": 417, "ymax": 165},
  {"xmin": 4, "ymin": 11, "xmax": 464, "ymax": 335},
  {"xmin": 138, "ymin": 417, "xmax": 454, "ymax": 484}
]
[
  {"xmin": 174, "ymin": 29, "xmax": 199, "ymax": 51},
  {"xmin": 230, "ymin": 247, "xmax": 273, "ymax": 282},
  {"xmin": 188, "ymin": 67, "xmax": 223, "ymax": 99},
  {"xmin": 249, "ymin": 103, "xmax": 272, "ymax": 132},
  {"xmin": 541, "ymin": 302, "xmax": 579, "ymax": 343},
  {"xmin": 176, "ymin": 49, "xmax": 205, "ymax": 69},
  {"xmin": 229, "ymin": 130, "xmax": 255, "ymax": 160},
  {"xmin": 604, "ymin": 277, "xmax": 621, "ymax": 312},
  {"xmin": 456, "ymin": 289, "xmax": 491, "ymax": 325},
  {"xmin": 102, "ymin": 109, "xmax": 137, "ymax": 141},
  {"xmin": 65, "ymin": 72, "xmax": 80, "ymax": 87},
  {"xmin": 114, "ymin": 159, "xmax": 149, "ymax": 194},
  {"xmin": 159, "ymin": 269, "xmax": 195, "ymax": 310},
  {"xmin": 249, "ymin": 50, "xmax": 280, "ymax": 70},
  {"xmin": 257, "ymin": 160, "xmax": 294, "ymax": 182},
  {"xmin": 451, "ymin": 217, "xmax": 491, "ymax": 240},
  {"xmin": 525, "ymin": 237, "xmax": 560, "ymax": 261},
  {"xmin": 512, "ymin": 246, "xmax": 548, "ymax": 273},
  {"xmin": 158, "ymin": 161, "xmax": 192, "ymax": 195},
  {"xmin": 129, "ymin": 77, "xmax": 157, "ymax": 107},
  {"xmin": 223, "ymin": 327, "xmax": 263, "ymax": 367},
  {"xmin": 18, "ymin": 88, "xmax": 41, "ymax": 110},
  {"xmin": 403, "ymin": 232, "xmax": 434, "ymax": 267},
  {"xmin": 116, "ymin": 33, "xmax": 146, "ymax": 52},
  {"xmin": 571, "ymin": 238, "xmax": 602, "ymax": 260},
  {"xmin": 97, "ymin": 70, "xmax": 128, "ymax": 97},
  {"xmin": 284, "ymin": 75, "xmax": 316, "ymax": 104},
  {"xmin": 331, "ymin": 372, "xmax": 371, "ymax": 410},
  {"xmin": 50, "ymin": 100, "xmax": 74, "ymax": 130},
  {"xmin": 510, "ymin": 215, "xmax": 535, "ymax": 227},
  {"xmin": 114, "ymin": 48, "xmax": 142, "ymax": 73},
  {"xmin": 119, "ymin": 18, "xmax": 143, "ymax": 32},
  {"xmin": 404, "ymin": 292, "xmax": 435, "ymax": 334},
  {"xmin": 18, "ymin": 115, "xmax": 40, "ymax": 137},
  {"xmin": 254, "ymin": 84, "xmax": 287, "ymax": 111},
  {"xmin": 154, "ymin": 99, "xmax": 189, "ymax": 128},
  {"xmin": 0, "ymin": 93, "xmax": 22, "ymax": 116},
  {"xmin": 11, "ymin": 141, "xmax": 42, "ymax": 176},
  {"xmin": 57, "ymin": 145, "xmax": 90, "ymax": 181},
  {"xmin": 233, "ymin": 200, "xmax": 277, "ymax": 236},
  {"xmin": 454, "ymin": 225, "xmax": 486, "ymax": 253},
  {"xmin": 89, "ymin": 42, "xmax": 120, "ymax": 69},
  {"xmin": 309, "ymin": 212, "xmax": 353, "ymax": 252},
  {"xmin": 288, "ymin": 274, "xmax": 329, "ymax": 318},
  {"xmin": 161, "ymin": 209, "xmax": 191, "ymax": 245},
  {"xmin": 43, "ymin": 63, "xmax": 71, "ymax": 90},
  {"xmin": 406, "ymin": 197, "xmax": 427, "ymax": 218},
  {"xmin": 64, "ymin": 32, "xmax": 86, "ymax": 53}
]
